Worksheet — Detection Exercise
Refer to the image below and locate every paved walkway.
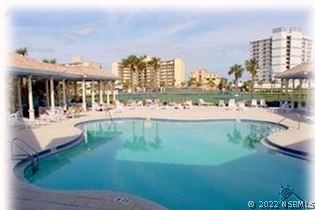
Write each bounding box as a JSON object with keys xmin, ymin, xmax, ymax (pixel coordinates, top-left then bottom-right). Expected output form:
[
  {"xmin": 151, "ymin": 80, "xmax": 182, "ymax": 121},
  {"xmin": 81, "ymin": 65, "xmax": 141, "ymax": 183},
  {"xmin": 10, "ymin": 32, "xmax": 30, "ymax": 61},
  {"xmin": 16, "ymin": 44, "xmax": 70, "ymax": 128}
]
[
  {"xmin": 11, "ymin": 106, "xmax": 313, "ymax": 151},
  {"xmin": 10, "ymin": 106, "xmax": 314, "ymax": 210},
  {"xmin": 12, "ymin": 176, "xmax": 167, "ymax": 210}
]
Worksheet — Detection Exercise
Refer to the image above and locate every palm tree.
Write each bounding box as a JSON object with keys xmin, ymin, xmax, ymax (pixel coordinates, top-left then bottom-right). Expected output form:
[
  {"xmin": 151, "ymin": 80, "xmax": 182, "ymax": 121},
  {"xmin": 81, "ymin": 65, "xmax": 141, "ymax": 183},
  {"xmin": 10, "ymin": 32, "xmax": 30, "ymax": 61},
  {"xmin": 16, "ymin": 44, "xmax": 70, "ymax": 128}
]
[
  {"xmin": 188, "ymin": 77, "xmax": 197, "ymax": 87},
  {"xmin": 148, "ymin": 57, "xmax": 161, "ymax": 89},
  {"xmin": 15, "ymin": 47, "xmax": 28, "ymax": 56},
  {"xmin": 122, "ymin": 80, "xmax": 131, "ymax": 91},
  {"xmin": 245, "ymin": 58, "xmax": 259, "ymax": 98},
  {"xmin": 160, "ymin": 81, "xmax": 166, "ymax": 92},
  {"xmin": 218, "ymin": 78, "xmax": 228, "ymax": 94},
  {"xmin": 137, "ymin": 55, "xmax": 147, "ymax": 90},
  {"xmin": 242, "ymin": 80, "xmax": 251, "ymax": 92},
  {"xmin": 121, "ymin": 55, "xmax": 138, "ymax": 92},
  {"xmin": 180, "ymin": 81, "xmax": 186, "ymax": 90},
  {"xmin": 122, "ymin": 55, "xmax": 148, "ymax": 92},
  {"xmin": 228, "ymin": 64, "xmax": 244, "ymax": 93}
]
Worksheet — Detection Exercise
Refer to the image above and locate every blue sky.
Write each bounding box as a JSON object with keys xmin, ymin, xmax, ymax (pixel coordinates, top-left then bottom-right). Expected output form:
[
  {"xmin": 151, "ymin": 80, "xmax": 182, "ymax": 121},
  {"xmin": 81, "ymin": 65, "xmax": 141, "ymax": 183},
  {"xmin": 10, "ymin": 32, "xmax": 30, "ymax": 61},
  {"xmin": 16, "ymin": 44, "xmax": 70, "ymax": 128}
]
[{"xmin": 10, "ymin": 9, "xmax": 311, "ymax": 79}]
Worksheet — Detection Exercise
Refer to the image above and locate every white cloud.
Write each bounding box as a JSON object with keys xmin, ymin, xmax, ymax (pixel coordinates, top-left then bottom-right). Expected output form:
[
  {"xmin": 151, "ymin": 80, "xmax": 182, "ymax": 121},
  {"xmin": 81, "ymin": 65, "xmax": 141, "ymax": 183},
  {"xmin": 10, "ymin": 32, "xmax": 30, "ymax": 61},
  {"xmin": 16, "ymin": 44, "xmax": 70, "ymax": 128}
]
[
  {"xmin": 74, "ymin": 27, "xmax": 95, "ymax": 36},
  {"xmin": 64, "ymin": 26, "xmax": 97, "ymax": 44}
]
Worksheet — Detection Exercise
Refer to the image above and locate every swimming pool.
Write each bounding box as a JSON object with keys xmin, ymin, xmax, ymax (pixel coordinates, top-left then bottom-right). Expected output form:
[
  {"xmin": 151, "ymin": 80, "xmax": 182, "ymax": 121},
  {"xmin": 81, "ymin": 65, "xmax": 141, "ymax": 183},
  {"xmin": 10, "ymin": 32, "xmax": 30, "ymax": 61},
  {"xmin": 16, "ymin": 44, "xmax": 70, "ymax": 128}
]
[{"xmin": 24, "ymin": 119, "xmax": 310, "ymax": 210}]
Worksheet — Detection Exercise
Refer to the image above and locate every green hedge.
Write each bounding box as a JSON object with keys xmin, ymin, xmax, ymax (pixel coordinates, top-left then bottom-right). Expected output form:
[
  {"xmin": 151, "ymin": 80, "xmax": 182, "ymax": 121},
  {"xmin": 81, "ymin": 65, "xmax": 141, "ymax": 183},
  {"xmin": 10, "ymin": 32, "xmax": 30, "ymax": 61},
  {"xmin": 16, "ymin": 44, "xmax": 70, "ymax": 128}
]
[{"xmin": 116, "ymin": 90, "xmax": 308, "ymax": 105}]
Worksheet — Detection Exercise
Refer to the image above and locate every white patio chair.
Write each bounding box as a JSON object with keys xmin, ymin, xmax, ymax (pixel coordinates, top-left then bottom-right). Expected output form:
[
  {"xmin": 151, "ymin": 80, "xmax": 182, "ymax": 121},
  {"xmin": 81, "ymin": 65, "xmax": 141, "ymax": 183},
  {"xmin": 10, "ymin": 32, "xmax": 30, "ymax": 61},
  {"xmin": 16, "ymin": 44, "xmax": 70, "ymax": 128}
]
[
  {"xmin": 218, "ymin": 100, "xmax": 225, "ymax": 107},
  {"xmin": 9, "ymin": 110, "xmax": 22, "ymax": 120}
]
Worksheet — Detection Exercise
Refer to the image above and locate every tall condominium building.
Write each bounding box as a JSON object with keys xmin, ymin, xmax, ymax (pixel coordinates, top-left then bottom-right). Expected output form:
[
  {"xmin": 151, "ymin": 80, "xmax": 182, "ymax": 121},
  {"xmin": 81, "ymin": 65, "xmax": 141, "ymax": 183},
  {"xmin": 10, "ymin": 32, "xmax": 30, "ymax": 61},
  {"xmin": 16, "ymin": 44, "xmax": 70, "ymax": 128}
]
[
  {"xmin": 160, "ymin": 59, "xmax": 185, "ymax": 87},
  {"xmin": 250, "ymin": 26, "xmax": 312, "ymax": 83},
  {"xmin": 112, "ymin": 58, "xmax": 185, "ymax": 89}
]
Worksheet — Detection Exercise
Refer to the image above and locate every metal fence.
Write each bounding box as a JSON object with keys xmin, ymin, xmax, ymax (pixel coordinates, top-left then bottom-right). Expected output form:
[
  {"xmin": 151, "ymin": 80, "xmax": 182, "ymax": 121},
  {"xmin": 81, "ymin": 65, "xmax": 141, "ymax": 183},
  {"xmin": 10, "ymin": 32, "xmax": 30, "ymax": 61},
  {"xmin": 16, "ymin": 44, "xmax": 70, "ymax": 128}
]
[{"xmin": 116, "ymin": 90, "xmax": 308, "ymax": 105}]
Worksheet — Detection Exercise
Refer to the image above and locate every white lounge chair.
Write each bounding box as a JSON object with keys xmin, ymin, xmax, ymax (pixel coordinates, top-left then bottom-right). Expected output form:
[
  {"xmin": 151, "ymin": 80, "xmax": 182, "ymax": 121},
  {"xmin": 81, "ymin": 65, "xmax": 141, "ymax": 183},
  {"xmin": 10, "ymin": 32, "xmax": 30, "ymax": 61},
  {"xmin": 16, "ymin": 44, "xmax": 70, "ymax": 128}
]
[
  {"xmin": 46, "ymin": 110, "xmax": 62, "ymax": 121},
  {"xmin": 171, "ymin": 102, "xmax": 183, "ymax": 110},
  {"xmin": 280, "ymin": 101, "xmax": 294, "ymax": 112},
  {"xmin": 199, "ymin": 99, "xmax": 212, "ymax": 106},
  {"xmin": 305, "ymin": 115, "xmax": 315, "ymax": 122},
  {"xmin": 11, "ymin": 117, "xmax": 46, "ymax": 128},
  {"xmin": 269, "ymin": 101, "xmax": 293, "ymax": 113},
  {"xmin": 227, "ymin": 99, "xmax": 236, "ymax": 110},
  {"xmin": 93, "ymin": 102, "xmax": 104, "ymax": 111},
  {"xmin": 236, "ymin": 101, "xmax": 246, "ymax": 111},
  {"xmin": 251, "ymin": 99, "xmax": 258, "ymax": 107},
  {"xmin": 127, "ymin": 100, "xmax": 137, "ymax": 110},
  {"xmin": 136, "ymin": 100, "xmax": 143, "ymax": 106},
  {"xmin": 43, "ymin": 106, "xmax": 66, "ymax": 121},
  {"xmin": 259, "ymin": 99, "xmax": 267, "ymax": 108},
  {"xmin": 114, "ymin": 100, "xmax": 124, "ymax": 113},
  {"xmin": 303, "ymin": 108, "xmax": 315, "ymax": 122},
  {"xmin": 145, "ymin": 99, "xmax": 153, "ymax": 106},
  {"xmin": 168, "ymin": 102, "xmax": 176, "ymax": 107},
  {"xmin": 39, "ymin": 113, "xmax": 58, "ymax": 123},
  {"xmin": 153, "ymin": 99, "xmax": 162, "ymax": 106},
  {"xmin": 9, "ymin": 110, "xmax": 50, "ymax": 128},
  {"xmin": 184, "ymin": 100, "xmax": 193, "ymax": 109},
  {"xmin": 146, "ymin": 99, "xmax": 160, "ymax": 110}
]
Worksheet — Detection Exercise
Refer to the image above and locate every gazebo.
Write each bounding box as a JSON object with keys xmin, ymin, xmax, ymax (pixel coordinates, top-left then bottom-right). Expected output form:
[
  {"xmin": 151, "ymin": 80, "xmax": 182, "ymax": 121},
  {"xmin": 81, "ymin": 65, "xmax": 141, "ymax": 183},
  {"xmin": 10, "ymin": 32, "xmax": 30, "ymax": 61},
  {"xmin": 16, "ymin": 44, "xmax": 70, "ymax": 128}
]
[
  {"xmin": 8, "ymin": 53, "xmax": 118, "ymax": 120},
  {"xmin": 275, "ymin": 62, "xmax": 314, "ymax": 110}
]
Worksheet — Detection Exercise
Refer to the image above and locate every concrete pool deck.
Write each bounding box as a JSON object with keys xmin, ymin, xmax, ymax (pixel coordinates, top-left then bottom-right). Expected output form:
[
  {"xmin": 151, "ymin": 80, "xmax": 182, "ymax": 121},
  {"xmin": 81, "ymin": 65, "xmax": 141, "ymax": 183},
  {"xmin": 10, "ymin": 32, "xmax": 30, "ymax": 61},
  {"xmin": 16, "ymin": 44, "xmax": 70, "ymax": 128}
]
[{"xmin": 10, "ymin": 106, "xmax": 314, "ymax": 210}]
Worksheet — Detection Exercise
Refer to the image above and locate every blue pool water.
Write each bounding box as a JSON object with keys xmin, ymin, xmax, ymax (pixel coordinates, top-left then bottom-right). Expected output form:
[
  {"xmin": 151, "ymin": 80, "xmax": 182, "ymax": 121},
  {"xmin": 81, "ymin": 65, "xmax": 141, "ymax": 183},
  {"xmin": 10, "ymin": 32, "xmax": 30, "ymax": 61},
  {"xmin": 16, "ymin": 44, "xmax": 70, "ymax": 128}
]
[{"xmin": 24, "ymin": 119, "xmax": 310, "ymax": 210}]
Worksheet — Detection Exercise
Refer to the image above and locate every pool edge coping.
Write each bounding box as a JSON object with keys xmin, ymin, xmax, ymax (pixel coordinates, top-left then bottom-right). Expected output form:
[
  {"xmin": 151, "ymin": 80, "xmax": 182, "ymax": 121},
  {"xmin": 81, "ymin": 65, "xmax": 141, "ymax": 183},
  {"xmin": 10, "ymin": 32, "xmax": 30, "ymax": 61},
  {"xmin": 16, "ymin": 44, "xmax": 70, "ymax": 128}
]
[
  {"xmin": 262, "ymin": 138, "xmax": 313, "ymax": 161},
  {"xmin": 15, "ymin": 117, "xmax": 297, "ymax": 177},
  {"xmin": 12, "ymin": 116, "xmax": 304, "ymax": 210}
]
